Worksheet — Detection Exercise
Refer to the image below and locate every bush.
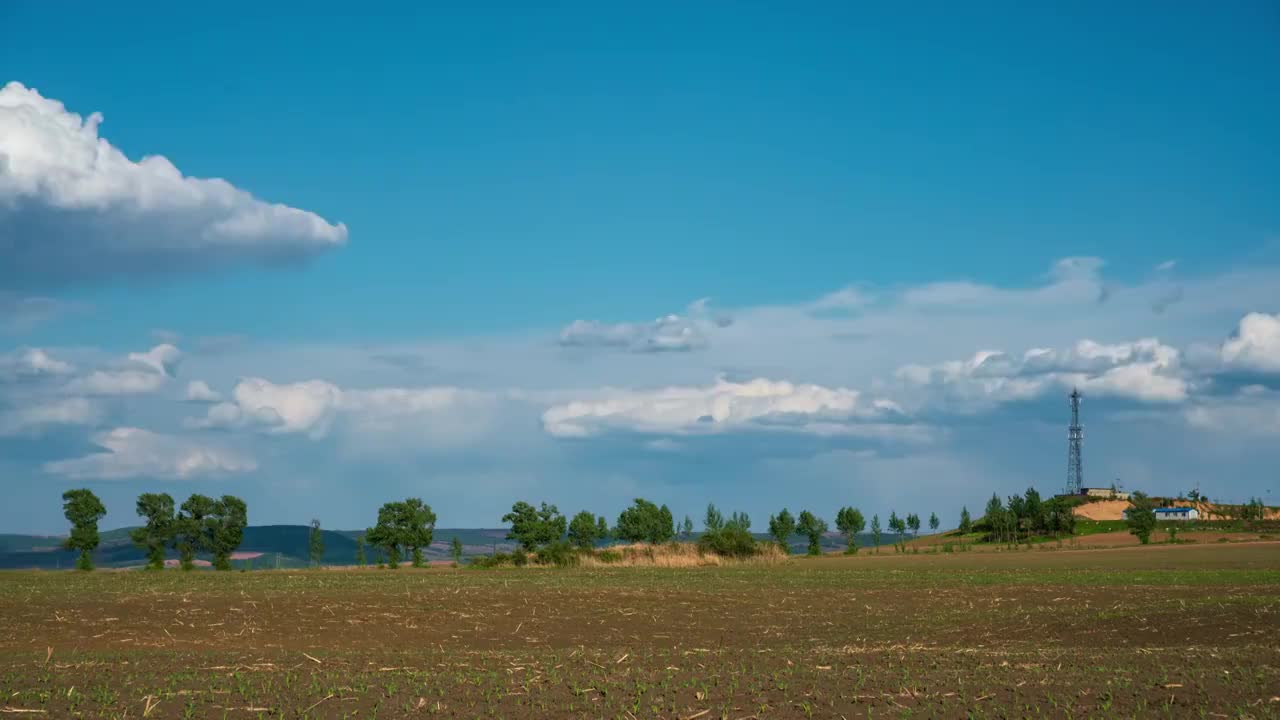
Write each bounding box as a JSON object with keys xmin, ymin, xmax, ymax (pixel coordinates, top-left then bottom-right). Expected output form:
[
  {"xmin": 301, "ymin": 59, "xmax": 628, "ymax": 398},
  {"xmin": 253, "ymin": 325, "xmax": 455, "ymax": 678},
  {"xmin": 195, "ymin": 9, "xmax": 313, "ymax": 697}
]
[
  {"xmin": 534, "ymin": 541, "xmax": 579, "ymax": 567},
  {"xmin": 512, "ymin": 548, "xmax": 529, "ymax": 567},
  {"xmin": 697, "ymin": 525, "xmax": 758, "ymax": 559},
  {"xmin": 597, "ymin": 550, "xmax": 623, "ymax": 564}
]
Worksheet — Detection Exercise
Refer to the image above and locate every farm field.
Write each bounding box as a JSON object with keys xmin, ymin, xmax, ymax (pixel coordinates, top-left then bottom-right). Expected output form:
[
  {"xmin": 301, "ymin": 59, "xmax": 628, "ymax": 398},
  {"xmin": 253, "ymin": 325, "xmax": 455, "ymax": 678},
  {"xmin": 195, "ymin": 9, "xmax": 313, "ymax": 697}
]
[{"xmin": 0, "ymin": 543, "xmax": 1277, "ymax": 719}]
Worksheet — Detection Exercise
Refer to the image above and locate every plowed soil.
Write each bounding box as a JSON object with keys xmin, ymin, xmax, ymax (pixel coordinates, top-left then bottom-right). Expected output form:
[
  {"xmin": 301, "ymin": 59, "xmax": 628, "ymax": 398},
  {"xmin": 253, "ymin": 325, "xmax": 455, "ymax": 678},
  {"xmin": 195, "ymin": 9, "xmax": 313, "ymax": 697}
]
[{"xmin": 0, "ymin": 543, "xmax": 1277, "ymax": 718}]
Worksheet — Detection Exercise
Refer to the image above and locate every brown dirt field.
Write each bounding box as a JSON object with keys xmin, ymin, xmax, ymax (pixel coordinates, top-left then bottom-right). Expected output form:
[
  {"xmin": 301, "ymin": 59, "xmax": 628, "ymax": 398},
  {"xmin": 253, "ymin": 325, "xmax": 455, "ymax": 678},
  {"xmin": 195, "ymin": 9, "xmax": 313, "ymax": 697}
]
[{"xmin": 0, "ymin": 542, "xmax": 1276, "ymax": 718}]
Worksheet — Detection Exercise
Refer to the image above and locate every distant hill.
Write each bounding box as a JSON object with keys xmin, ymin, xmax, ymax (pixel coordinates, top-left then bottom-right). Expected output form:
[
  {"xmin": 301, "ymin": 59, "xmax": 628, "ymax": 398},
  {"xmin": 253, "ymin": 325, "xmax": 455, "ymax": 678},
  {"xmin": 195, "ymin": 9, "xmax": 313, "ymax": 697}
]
[{"xmin": 0, "ymin": 526, "xmax": 902, "ymax": 569}]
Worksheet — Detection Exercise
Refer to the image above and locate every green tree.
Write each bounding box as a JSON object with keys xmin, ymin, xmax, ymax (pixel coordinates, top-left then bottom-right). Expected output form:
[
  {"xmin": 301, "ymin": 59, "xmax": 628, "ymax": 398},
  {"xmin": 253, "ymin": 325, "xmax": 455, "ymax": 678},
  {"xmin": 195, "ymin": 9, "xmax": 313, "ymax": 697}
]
[
  {"xmin": 870, "ymin": 514, "xmax": 882, "ymax": 553},
  {"xmin": 366, "ymin": 501, "xmax": 405, "ymax": 568},
  {"xmin": 834, "ymin": 506, "xmax": 865, "ymax": 554},
  {"xmin": 704, "ymin": 503, "xmax": 725, "ymax": 533},
  {"xmin": 888, "ymin": 511, "xmax": 904, "ymax": 551},
  {"xmin": 958, "ymin": 506, "xmax": 972, "ymax": 534},
  {"xmin": 568, "ymin": 510, "xmax": 605, "ymax": 550},
  {"xmin": 130, "ymin": 493, "xmax": 175, "ymax": 570},
  {"xmin": 504, "ymin": 501, "xmax": 567, "ymax": 551},
  {"xmin": 208, "ymin": 495, "xmax": 248, "ymax": 570},
  {"xmin": 1126, "ymin": 491, "xmax": 1157, "ymax": 545},
  {"xmin": 906, "ymin": 512, "xmax": 921, "ymax": 540},
  {"xmin": 726, "ymin": 511, "xmax": 751, "ymax": 531},
  {"xmin": 928, "ymin": 512, "xmax": 939, "ymax": 534},
  {"xmin": 614, "ymin": 498, "xmax": 675, "ymax": 544},
  {"xmin": 400, "ymin": 498, "xmax": 436, "ymax": 567},
  {"xmin": 61, "ymin": 489, "xmax": 106, "ymax": 571},
  {"xmin": 175, "ymin": 494, "xmax": 217, "ymax": 571},
  {"xmin": 767, "ymin": 508, "xmax": 796, "ymax": 553},
  {"xmin": 597, "ymin": 515, "xmax": 610, "ymax": 542},
  {"xmin": 796, "ymin": 510, "xmax": 828, "ymax": 556},
  {"xmin": 450, "ymin": 537, "xmax": 464, "ymax": 564},
  {"xmin": 355, "ymin": 533, "xmax": 367, "ymax": 567},
  {"xmin": 984, "ymin": 494, "xmax": 1005, "ymax": 543},
  {"xmin": 680, "ymin": 515, "xmax": 694, "ymax": 539},
  {"xmin": 308, "ymin": 518, "xmax": 324, "ymax": 568}
]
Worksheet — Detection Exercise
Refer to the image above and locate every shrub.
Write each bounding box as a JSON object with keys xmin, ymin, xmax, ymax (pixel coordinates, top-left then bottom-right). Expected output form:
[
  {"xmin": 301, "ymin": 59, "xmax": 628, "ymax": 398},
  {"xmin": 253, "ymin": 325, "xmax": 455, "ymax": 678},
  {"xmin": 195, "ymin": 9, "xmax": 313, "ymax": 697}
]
[
  {"xmin": 597, "ymin": 550, "xmax": 623, "ymax": 564},
  {"xmin": 697, "ymin": 525, "xmax": 758, "ymax": 559},
  {"xmin": 535, "ymin": 540, "xmax": 579, "ymax": 567},
  {"xmin": 512, "ymin": 547, "xmax": 529, "ymax": 567}
]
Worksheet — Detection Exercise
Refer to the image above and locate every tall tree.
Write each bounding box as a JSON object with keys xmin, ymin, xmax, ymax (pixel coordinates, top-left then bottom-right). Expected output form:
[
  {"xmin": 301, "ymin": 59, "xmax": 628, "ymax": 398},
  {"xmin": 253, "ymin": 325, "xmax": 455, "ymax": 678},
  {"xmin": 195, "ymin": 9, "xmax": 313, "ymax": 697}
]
[
  {"xmin": 615, "ymin": 498, "xmax": 675, "ymax": 544},
  {"xmin": 888, "ymin": 511, "xmax": 903, "ymax": 551},
  {"xmin": 61, "ymin": 489, "xmax": 106, "ymax": 571},
  {"xmin": 834, "ymin": 506, "xmax": 865, "ymax": 554},
  {"xmin": 906, "ymin": 512, "xmax": 921, "ymax": 540},
  {"xmin": 1126, "ymin": 491, "xmax": 1157, "ymax": 545},
  {"xmin": 768, "ymin": 508, "xmax": 796, "ymax": 553},
  {"xmin": 503, "ymin": 501, "xmax": 566, "ymax": 551},
  {"xmin": 870, "ymin": 514, "xmax": 882, "ymax": 553},
  {"xmin": 175, "ymin": 494, "xmax": 217, "ymax": 571},
  {"xmin": 928, "ymin": 512, "xmax": 940, "ymax": 534},
  {"xmin": 958, "ymin": 506, "xmax": 972, "ymax": 534},
  {"xmin": 130, "ymin": 493, "xmax": 175, "ymax": 570},
  {"xmin": 208, "ymin": 496, "xmax": 248, "ymax": 571},
  {"xmin": 400, "ymin": 498, "xmax": 437, "ymax": 567},
  {"xmin": 568, "ymin": 510, "xmax": 605, "ymax": 550},
  {"xmin": 796, "ymin": 510, "xmax": 828, "ymax": 556},
  {"xmin": 366, "ymin": 501, "xmax": 405, "ymax": 568},
  {"xmin": 984, "ymin": 494, "xmax": 1005, "ymax": 543},
  {"xmin": 309, "ymin": 519, "xmax": 325, "ymax": 567}
]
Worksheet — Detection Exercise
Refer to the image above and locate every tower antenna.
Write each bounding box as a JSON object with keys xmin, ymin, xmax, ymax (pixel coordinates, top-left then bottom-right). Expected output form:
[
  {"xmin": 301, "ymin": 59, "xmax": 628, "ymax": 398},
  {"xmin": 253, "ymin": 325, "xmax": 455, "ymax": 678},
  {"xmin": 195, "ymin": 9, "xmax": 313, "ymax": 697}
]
[{"xmin": 1066, "ymin": 388, "xmax": 1084, "ymax": 495}]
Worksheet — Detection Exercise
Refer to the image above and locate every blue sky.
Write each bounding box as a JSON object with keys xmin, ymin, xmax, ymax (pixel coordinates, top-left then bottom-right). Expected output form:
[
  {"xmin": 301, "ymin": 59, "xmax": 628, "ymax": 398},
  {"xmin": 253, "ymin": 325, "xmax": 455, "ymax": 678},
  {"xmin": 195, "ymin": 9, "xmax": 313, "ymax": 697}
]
[{"xmin": 1, "ymin": 2, "xmax": 1278, "ymax": 533}]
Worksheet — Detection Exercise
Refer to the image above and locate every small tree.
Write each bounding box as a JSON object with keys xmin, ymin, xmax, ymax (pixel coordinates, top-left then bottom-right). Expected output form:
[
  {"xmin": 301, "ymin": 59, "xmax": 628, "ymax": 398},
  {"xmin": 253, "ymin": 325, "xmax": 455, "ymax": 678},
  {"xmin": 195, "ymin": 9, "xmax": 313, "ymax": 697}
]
[
  {"xmin": 1126, "ymin": 491, "xmax": 1157, "ymax": 545},
  {"xmin": 704, "ymin": 503, "xmax": 725, "ymax": 533},
  {"xmin": 834, "ymin": 506, "xmax": 865, "ymax": 554},
  {"xmin": 131, "ymin": 493, "xmax": 175, "ymax": 570},
  {"xmin": 355, "ymin": 533, "xmax": 367, "ymax": 567},
  {"xmin": 958, "ymin": 506, "xmax": 972, "ymax": 535},
  {"xmin": 906, "ymin": 512, "xmax": 921, "ymax": 540},
  {"xmin": 614, "ymin": 498, "xmax": 674, "ymax": 544},
  {"xmin": 796, "ymin": 510, "xmax": 828, "ymax": 556},
  {"xmin": 768, "ymin": 508, "xmax": 796, "ymax": 553},
  {"xmin": 984, "ymin": 494, "xmax": 1005, "ymax": 543},
  {"xmin": 870, "ymin": 514, "xmax": 882, "ymax": 552},
  {"xmin": 928, "ymin": 512, "xmax": 939, "ymax": 534},
  {"xmin": 568, "ymin": 510, "xmax": 604, "ymax": 550},
  {"xmin": 504, "ymin": 501, "xmax": 567, "ymax": 551},
  {"xmin": 308, "ymin": 518, "xmax": 325, "ymax": 568},
  {"xmin": 727, "ymin": 511, "xmax": 750, "ymax": 531},
  {"xmin": 450, "ymin": 537, "xmax": 464, "ymax": 564},
  {"xmin": 596, "ymin": 515, "xmax": 610, "ymax": 543},
  {"xmin": 62, "ymin": 489, "xmax": 106, "ymax": 571},
  {"xmin": 681, "ymin": 515, "xmax": 694, "ymax": 539},
  {"xmin": 888, "ymin": 511, "xmax": 904, "ymax": 551}
]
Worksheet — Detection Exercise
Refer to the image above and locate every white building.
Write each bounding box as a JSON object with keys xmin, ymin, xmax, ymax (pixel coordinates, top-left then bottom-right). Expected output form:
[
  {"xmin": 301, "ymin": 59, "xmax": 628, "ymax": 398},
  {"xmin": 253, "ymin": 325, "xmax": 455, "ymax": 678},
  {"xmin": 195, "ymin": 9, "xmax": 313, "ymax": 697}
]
[{"xmin": 1153, "ymin": 507, "xmax": 1199, "ymax": 521}]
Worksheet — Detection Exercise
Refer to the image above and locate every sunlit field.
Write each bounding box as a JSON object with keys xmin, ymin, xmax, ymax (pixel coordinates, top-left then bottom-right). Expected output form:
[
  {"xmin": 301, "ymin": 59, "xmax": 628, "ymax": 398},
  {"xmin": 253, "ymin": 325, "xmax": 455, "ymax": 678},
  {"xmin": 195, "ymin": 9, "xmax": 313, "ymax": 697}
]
[{"xmin": 1, "ymin": 542, "xmax": 1276, "ymax": 718}]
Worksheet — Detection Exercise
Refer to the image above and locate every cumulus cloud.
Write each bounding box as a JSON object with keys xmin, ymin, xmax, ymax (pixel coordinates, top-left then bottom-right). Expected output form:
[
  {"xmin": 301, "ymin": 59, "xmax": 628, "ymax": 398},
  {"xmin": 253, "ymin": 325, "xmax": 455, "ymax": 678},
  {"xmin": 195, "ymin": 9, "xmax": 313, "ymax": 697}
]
[
  {"xmin": 0, "ymin": 82, "xmax": 347, "ymax": 288},
  {"xmin": 43, "ymin": 427, "xmax": 255, "ymax": 479},
  {"xmin": 0, "ymin": 347, "xmax": 74, "ymax": 381},
  {"xmin": 189, "ymin": 378, "xmax": 502, "ymax": 448},
  {"xmin": 184, "ymin": 380, "xmax": 221, "ymax": 403},
  {"xmin": 128, "ymin": 343, "xmax": 181, "ymax": 376},
  {"xmin": 0, "ymin": 396, "xmax": 99, "ymax": 436},
  {"xmin": 63, "ymin": 344, "xmax": 180, "ymax": 396},
  {"xmin": 1219, "ymin": 312, "xmax": 1280, "ymax": 373},
  {"xmin": 897, "ymin": 337, "xmax": 1188, "ymax": 409},
  {"xmin": 541, "ymin": 376, "xmax": 900, "ymax": 438},
  {"xmin": 1183, "ymin": 386, "xmax": 1280, "ymax": 437}
]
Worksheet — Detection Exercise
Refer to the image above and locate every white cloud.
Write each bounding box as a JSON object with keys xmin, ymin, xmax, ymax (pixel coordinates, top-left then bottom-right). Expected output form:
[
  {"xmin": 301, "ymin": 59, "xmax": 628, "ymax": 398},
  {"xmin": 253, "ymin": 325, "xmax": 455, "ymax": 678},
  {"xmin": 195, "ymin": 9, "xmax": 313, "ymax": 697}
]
[
  {"xmin": 44, "ymin": 427, "xmax": 255, "ymax": 480},
  {"xmin": 896, "ymin": 337, "xmax": 1188, "ymax": 409},
  {"xmin": 1219, "ymin": 312, "xmax": 1280, "ymax": 373},
  {"xmin": 0, "ymin": 347, "xmax": 74, "ymax": 380},
  {"xmin": 195, "ymin": 378, "xmax": 342, "ymax": 435},
  {"xmin": 1183, "ymin": 386, "xmax": 1280, "ymax": 437},
  {"xmin": 0, "ymin": 396, "xmax": 99, "ymax": 436},
  {"xmin": 184, "ymin": 380, "xmax": 221, "ymax": 403},
  {"xmin": 128, "ymin": 343, "xmax": 181, "ymax": 376},
  {"xmin": 0, "ymin": 82, "xmax": 346, "ymax": 288},
  {"xmin": 66, "ymin": 369, "xmax": 168, "ymax": 395},
  {"xmin": 1155, "ymin": 259, "xmax": 1177, "ymax": 271},
  {"xmin": 559, "ymin": 314, "xmax": 707, "ymax": 353},
  {"xmin": 541, "ymin": 376, "xmax": 897, "ymax": 437}
]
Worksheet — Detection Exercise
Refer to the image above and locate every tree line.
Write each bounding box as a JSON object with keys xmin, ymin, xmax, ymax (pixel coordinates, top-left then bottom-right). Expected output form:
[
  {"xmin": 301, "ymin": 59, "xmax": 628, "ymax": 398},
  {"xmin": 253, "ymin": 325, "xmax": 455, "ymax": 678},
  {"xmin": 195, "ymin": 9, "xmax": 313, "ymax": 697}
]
[{"xmin": 57, "ymin": 488, "xmax": 943, "ymax": 571}]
